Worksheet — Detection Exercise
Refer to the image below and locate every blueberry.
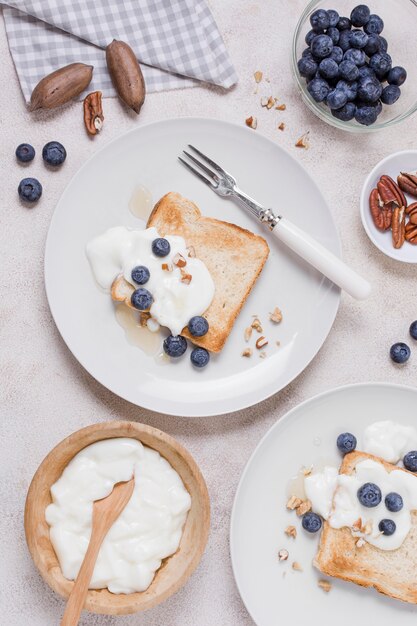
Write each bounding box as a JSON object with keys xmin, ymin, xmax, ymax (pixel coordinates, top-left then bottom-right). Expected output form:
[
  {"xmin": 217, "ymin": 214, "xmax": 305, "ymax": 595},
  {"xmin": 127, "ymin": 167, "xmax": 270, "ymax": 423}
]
[
  {"xmin": 369, "ymin": 52, "xmax": 392, "ymax": 79},
  {"xmin": 131, "ymin": 288, "xmax": 153, "ymax": 310},
  {"xmin": 163, "ymin": 335, "xmax": 187, "ymax": 358},
  {"xmin": 319, "ymin": 58, "xmax": 339, "ymax": 80},
  {"xmin": 337, "ymin": 432, "xmax": 357, "ymax": 455},
  {"xmin": 42, "ymin": 141, "xmax": 66, "ymax": 166},
  {"xmin": 338, "ymin": 30, "xmax": 352, "ymax": 52},
  {"xmin": 311, "ymin": 34, "xmax": 333, "ymax": 59},
  {"xmin": 298, "ymin": 56, "xmax": 318, "ymax": 79},
  {"xmin": 302, "ymin": 48, "xmax": 315, "ymax": 60},
  {"xmin": 18, "ymin": 177, "xmax": 42, "ymax": 203},
  {"xmin": 365, "ymin": 14, "xmax": 384, "ymax": 35},
  {"xmin": 151, "ymin": 238, "xmax": 170, "ymax": 257},
  {"xmin": 403, "ymin": 451, "xmax": 417, "ymax": 472},
  {"xmin": 364, "ymin": 34, "xmax": 381, "ymax": 56},
  {"xmin": 131, "ymin": 265, "xmax": 150, "ymax": 285},
  {"xmin": 349, "ymin": 29, "xmax": 369, "ymax": 49},
  {"xmin": 310, "ymin": 9, "xmax": 330, "ymax": 32},
  {"xmin": 329, "ymin": 46, "xmax": 343, "ymax": 63},
  {"xmin": 358, "ymin": 65, "xmax": 376, "ymax": 80},
  {"xmin": 337, "ymin": 16, "xmax": 351, "ymax": 31},
  {"xmin": 339, "ymin": 60, "xmax": 359, "ymax": 81},
  {"xmin": 327, "ymin": 27, "xmax": 340, "ymax": 45},
  {"xmin": 307, "ymin": 77, "xmax": 331, "ymax": 102},
  {"xmin": 327, "ymin": 88, "xmax": 348, "ymax": 110},
  {"xmin": 350, "ymin": 4, "xmax": 370, "ymax": 27},
  {"xmin": 381, "ymin": 84, "xmax": 401, "ymax": 105},
  {"xmin": 327, "ymin": 10, "xmax": 339, "ymax": 27},
  {"xmin": 358, "ymin": 77, "xmax": 383, "ymax": 103},
  {"xmin": 344, "ymin": 48, "xmax": 365, "ymax": 66},
  {"xmin": 357, "ymin": 482, "xmax": 382, "ymax": 507},
  {"xmin": 305, "ymin": 29, "xmax": 317, "ymax": 46},
  {"xmin": 301, "ymin": 512, "xmax": 322, "ymax": 533},
  {"xmin": 410, "ymin": 320, "xmax": 417, "ymax": 340},
  {"xmin": 388, "ymin": 66, "xmax": 407, "ymax": 87},
  {"xmin": 332, "ymin": 102, "xmax": 357, "ymax": 121},
  {"xmin": 390, "ymin": 342, "xmax": 411, "ymax": 364},
  {"xmin": 375, "ymin": 100, "xmax": 383, "ymax": 116},
  {"xmin": 379, "ymin": 36, "xmax": 388, "ymax": 52},
  {"xmin": 355, "ymin": 105, "xmax": 378, "ymax": 125},
  {"xmin": 15, "ymin": 143, "xmax": 35, "ymax": 163},
  {"xmin": 378, "ymin": 519, "xmax": 396, "ymax": 536},
  {"xmin": 337, "ymin": 80, "xmax": 358, "ymax": 101},
  {"xmin": 188, "ymin": 316, "xmax": 209, "ymax": 337},
  {"xmin": 385, "ymin": 492, "xmax": 403, "ymax": 513},
  {"xmin": 190, "ymin": 347, "xmax": 210, "ymax": 368}
]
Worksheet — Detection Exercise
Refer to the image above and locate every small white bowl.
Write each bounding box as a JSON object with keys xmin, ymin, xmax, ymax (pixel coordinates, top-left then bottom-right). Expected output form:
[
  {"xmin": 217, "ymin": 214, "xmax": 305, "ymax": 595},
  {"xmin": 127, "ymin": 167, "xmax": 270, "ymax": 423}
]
[{"xmin": 360, "ymin": 150, "xmax": 417, "ymax": 263}]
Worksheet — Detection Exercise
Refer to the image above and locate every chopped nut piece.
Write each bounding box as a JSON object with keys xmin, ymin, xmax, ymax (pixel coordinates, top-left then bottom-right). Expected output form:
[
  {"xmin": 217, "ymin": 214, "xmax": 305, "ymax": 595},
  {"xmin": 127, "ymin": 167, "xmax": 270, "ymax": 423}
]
[
  {"xmin": 187, "ymin": 245, "xmax": 196, "ymax": 258},
  {"xmin": 278, "ymin": 122, "xmax": 285, "ymax": 131},
  {"xmin": 251, "ymin": 318, "xmax": 263, "ymax": 333},
  {"xmin": 363, "ymin": 519, "xmax": 373, "ymax": 535},
  {"xmin": 296, "ymin": 499, "xmax": 312, "ymax": 516},
  {"xmin": 173, "ymin": 253, "xmax": 187, "ymax": 268},
  {"xmin": 356, "ymin": 538, "xmax": 366, "ymax": 548},
  {"xmin": 352, "ymin": 518, "xmax": 362, "ymax": 532},
  {"xmin": 295, "ymin": 132, "xmax": 310, "ymax": 149},
  {"xmin": 286, "ymin": 495, "xmax": 302, "ymax": 510},
  {"xmin": 269, "ymin": 307, "xmax": 283, "ymax": 323},
  {"xmin": 318, "ymin": 579, "xmax": 332, "ymax": 593},
  {"xmin": 259, "ymin": 351, "xmax": 267, "ymax": 359},
  {"xmin": 180, "ymin": 270, "xmax": 192, "ymax": 284},
  {"xmin": 278, "ymin": 549, "xmax": 289, "ymax": 562},
  {"xmin": 302, "ymin": 465, "xmax": 313, "ymax": 476},
  {"xmin": 244, "ymin": 326, "xmax": 253, "ymax": 342},
  {"xmin": 256, "ymin": 336, "xmax": 268, "ymax": 349},
  {"xmin": 254, "ymin": 70, "xmax": 263, "ymax": 83},
  {"xmin": 245, "ymin": 116, "xmax": 257, "ymax": 129},
  {"xmin": 261, "ymin": 96, "xmax": 269, "ymax": 107},
  {"xmin": 292, "ymin": 561, "xmax": 303, "ymax": 571},
  {"xmin": 266, "ymin": 96, "xmax": 275, "ymax": 109},
  {"xmin": 275, "ymin": 103, "xmax": 286, "ymax": 111},
  {"xmin": 161, "ymin": 262, "xmax": 173, "ymax": 272},
  {"xmin": 242, "ymin": 348, "xmax": 253, "ymax": 357},
  {"xmin": 285, "ymin": 525, "xmax": 297, "ymax": 539}
]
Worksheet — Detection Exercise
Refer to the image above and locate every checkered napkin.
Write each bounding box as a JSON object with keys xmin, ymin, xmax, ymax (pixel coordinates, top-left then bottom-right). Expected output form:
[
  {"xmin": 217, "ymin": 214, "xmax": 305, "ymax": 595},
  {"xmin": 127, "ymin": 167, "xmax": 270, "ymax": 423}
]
[{"xmin": 2, "ymin": 0, "xmax": 238, "ymax": 103}]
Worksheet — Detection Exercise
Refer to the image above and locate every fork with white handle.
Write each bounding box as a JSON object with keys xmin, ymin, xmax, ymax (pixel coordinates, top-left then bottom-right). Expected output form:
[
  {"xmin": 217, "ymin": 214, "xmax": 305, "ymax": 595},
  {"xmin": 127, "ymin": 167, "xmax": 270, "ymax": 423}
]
[{"xmin": 179, "ymin": 145, "xmax": 371, "ymax": 300}]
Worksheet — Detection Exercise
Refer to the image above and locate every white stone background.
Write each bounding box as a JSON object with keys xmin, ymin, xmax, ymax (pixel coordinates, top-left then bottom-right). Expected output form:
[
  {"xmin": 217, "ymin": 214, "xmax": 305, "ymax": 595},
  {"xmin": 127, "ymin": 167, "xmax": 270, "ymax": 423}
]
[{"xmin": 1, "ymin": 1, "xmax": 417, "ymax": 624}]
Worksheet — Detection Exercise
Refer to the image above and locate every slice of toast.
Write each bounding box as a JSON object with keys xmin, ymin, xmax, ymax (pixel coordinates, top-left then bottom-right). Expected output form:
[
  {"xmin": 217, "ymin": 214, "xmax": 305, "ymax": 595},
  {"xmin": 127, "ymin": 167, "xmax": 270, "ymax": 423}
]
[
  {"xmin": 147, "ymin": 192, "xmax": 269, "ymax": 352},
  {"xmin": 314, "ymin": 451, "xmax": 417, "ymax": 604}
]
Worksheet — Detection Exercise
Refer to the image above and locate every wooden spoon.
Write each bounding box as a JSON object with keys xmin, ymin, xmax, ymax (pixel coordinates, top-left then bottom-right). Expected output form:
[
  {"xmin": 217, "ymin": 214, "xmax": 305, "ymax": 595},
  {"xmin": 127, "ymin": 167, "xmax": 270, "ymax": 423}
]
[{"xmin": 60, "ymin": 477, "xmax": 135, "ymax": 626}]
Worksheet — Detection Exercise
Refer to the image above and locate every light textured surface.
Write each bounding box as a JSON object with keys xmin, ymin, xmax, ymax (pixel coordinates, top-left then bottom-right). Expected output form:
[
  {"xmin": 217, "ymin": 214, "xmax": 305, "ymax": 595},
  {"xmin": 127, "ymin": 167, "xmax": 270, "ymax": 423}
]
[{"xmin": 1, "ymin": 1, "xmax": 417, "ymax": 625}]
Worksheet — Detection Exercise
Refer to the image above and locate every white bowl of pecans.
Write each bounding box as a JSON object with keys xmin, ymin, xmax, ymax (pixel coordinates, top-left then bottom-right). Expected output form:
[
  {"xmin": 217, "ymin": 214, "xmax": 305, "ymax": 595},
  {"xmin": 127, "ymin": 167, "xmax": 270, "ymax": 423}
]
[{"xmin": 360, "ymin": 150, "xmax": 417, "ymax": 263}]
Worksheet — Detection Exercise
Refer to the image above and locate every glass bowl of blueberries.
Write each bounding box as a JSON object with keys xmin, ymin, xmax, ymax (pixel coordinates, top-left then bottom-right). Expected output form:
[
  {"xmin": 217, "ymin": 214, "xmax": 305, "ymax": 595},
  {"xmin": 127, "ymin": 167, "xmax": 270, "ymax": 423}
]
[{"xmin": 292, "ymin": 1, "xmax": 417, "ymax": 132}]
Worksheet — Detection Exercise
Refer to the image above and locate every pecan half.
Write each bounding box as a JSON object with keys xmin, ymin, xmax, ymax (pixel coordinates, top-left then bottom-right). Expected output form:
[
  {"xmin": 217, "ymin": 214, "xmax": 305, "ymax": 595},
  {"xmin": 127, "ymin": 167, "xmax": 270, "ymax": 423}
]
[
  {"xmin": 369, "ymin": 187, "xmax": 392, "ymax": 230},
  {"xmin": 83, "ymin": 91, "xmax": 104, "ymax": 135},
  {"xmin": 378, "ymin": 174, "xmax": 406, "ymax": 209},
  {"xmin": 405, "ymin": 222, "xmax": 417, "ymax": 244},
  {"xmin": 406, "ymin": 201, "xmax": 417, "ymax": 220},
  {"xmin": 398, "ymin": 172, "xmax": 417, "ymax": 198},
  {"xmin": 392, "ymin": 206, "xmax": 405, "ymax": 249}
]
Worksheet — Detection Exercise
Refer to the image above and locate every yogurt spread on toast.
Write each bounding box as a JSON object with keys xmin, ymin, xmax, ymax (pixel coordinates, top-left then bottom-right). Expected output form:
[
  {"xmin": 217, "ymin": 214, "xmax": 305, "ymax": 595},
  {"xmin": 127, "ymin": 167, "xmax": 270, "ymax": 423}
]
[
  {"xmin": 86, "ymin": 226, "xmax": 214, "ymax": 336},
  {"xmin": 45, "ymin": 438, "xmax": 191, "ymax": 594}
]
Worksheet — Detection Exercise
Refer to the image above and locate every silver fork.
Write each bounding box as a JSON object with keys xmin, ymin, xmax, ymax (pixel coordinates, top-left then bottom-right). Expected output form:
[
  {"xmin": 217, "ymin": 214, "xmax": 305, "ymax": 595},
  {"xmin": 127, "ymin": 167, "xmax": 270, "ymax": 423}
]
[{"xmin": 179, "ymin": 145, "xmax": 370, "ymax": 300}]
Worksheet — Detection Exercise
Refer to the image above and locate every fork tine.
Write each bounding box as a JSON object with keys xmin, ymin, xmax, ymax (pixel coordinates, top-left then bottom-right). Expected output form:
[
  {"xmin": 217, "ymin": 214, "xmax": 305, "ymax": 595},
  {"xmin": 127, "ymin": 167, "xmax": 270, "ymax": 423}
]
[
  {"xmin": 178, "ymin": 157, "xmax": 216, "ymax": 188},
  {"xmin": 187, "ymin": 145, "xmax": 231, "ymax": 178},
  {"xmin": 182, "ymin": 150, "xmax": 218, "ymax": 181}
]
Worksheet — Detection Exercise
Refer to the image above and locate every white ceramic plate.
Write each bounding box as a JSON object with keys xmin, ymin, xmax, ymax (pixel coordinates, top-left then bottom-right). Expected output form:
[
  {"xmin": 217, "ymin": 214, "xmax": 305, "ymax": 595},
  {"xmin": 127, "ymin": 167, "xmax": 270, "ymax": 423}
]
[
  {"xmin": 230, "ymin": 383, "xmax": 417, "ymax": 626},
  {"xmin": 45, "ymin": 118, "xmax": 340, "ymax": 417},
  {"xmin": 360, "ymin": 150, "xmax": 417, "ymax": 264}
]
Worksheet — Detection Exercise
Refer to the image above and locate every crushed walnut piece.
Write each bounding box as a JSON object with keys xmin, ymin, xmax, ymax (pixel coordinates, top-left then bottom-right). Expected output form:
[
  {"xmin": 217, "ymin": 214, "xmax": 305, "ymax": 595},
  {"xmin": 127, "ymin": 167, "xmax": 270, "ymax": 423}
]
[
  {"xmin": 180, "ymin": 270, "xmax": 192, "ymax": 284},
  {"xmin": 244, "ymin": 326, "xmax": 252, "ymax": 342},
  {"xmin": 285, "ymin": 525, "xmax": 297, "ymax": 539},
  {"xmin": 286, "ymin": 495, "xmax": 302, "ymax": 510},
  {"xmin": 296, "ymin": 499, "xmax": 312, "ymax": 516},
  {"xmin": 245, "ymin": 116, "xmax": 257, "ymax": 129},
  {"xmin": 318, "ymin": 579, "xmax": 332, "ymax": 593},
  {"xmin": 266, "ymin": 96, "xmax": 275, "ymax": 109},
  {"xmin": 352, "ymin": 518, "xmax": 362, "ymax": 532},
  {"xmin": 292, "ymin": 561, "xmax": 303, "ymax": 572},
  {"xmin": 260, "ymin": 96, "xmax": 269, "ymax": 107},
  {"xmin": 187, "ymin": 246, "xmax": 196, "ymax": 258},
  {"xmin": 275, "ymin": 103, "xmax": 286, "ymax": 111},
  {"xmin": 256, "ymin": 336, "xmax": 268, "ymax": 349},
  {"xmin": 251, "ymin": 317, "xmax": 263, "ymax": 333},
  {"xmin": 242, "ymin": 347, "xmax": 253, "ymax": 357},
  {"xmin": 295, "ymin": 132, "xmax": 310, "ymax": 149},
  {"xmin": 302, "ymin": 465, "xmax": 313, "ymax": 476},
  {"xmin": 269, "ymin": 307, "xmax": 283, "ymax": 324},
  {"xmin": 173, "ymin": 253, "xmax": 187, "ymax": 268},
  {"xmin": 161, "ymin": 262, "xmax": 173, "ymax": 272},
  {"xmin": 278, "ymin": 122, "xmax": 285, "ymax": 131},
  {"xmin": 278, "ymin": 549, "xmax": 289, "ymax": 562},
  {"xmin": 254, "ymin": 70, "xmax": 263, "ymax": 84}
]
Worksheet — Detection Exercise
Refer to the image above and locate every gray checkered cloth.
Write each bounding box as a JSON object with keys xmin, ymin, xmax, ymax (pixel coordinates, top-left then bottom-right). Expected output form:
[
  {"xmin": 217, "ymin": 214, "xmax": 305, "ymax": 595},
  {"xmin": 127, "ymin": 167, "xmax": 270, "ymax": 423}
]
[{"xmin": 2, "ymin": 0, "xmax": 238, "ymax": 103}]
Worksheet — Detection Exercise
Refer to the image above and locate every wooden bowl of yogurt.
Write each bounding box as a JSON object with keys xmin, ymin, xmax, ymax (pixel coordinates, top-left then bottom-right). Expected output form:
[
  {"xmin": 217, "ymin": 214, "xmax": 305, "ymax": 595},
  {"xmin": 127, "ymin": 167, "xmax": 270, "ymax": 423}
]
[{"xmin": 24, "ymin": 421, "xmax": 210, "ymax": 615}]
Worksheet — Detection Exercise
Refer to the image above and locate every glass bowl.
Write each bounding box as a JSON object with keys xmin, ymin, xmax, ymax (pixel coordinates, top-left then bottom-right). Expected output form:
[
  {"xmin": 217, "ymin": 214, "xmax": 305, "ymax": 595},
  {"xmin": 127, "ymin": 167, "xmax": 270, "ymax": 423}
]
[{"xmin": 292, "ymin": 0, "xmax": 417, "ymax": 132}]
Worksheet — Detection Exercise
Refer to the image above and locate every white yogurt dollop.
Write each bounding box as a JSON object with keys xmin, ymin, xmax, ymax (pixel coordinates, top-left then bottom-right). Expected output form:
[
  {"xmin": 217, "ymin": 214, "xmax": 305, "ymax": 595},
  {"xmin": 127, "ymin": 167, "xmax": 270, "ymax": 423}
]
[
  {"xmin": 363, "ymin": 420, "xmax": 417, "ymax": 464},
  {"xmin": 45, "ymin": 438, "xmax": 191, "ymax": 594},
  {"xmin": 86, "ymin": 226, "xmax": 215, "ymax": 336}
]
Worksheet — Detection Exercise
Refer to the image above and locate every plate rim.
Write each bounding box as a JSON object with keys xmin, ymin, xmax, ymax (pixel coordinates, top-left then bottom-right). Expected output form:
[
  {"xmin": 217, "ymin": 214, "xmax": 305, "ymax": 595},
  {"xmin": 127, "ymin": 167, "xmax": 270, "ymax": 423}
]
[{"xmin": 44, "ymin": 116, "xmax": 341, "ymax": 417}]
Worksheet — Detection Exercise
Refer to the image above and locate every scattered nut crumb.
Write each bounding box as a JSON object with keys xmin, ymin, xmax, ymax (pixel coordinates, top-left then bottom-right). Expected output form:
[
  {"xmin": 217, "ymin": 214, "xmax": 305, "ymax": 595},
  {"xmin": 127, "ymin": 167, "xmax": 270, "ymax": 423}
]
[
  {"xmin": 259, "ymin": 351, "xmax": 267, "ymax": 359},
  {"xmin": 302, "ymin": 465, "xmax": 313, "ymax": 476},
  {"xmin": 251, "ymin": 318, "xmax": 263, "ymax": 333},
  {"xmin": 266, "ymin": 96, "xmax": 275, "ymax": 109},
  {"xmin": 278, "ymin": 122, "xmax": 285, "ymax": 131},
  {"xmin": 356, "ymin": 538, "xmax": 366, "ymax": 548},
  {"xmin": 242, "ymin": 348, "xmax": 253, "ymax": 357},
  {"xmin": 245, "ymin": 116, "xmax": 257, "ymax": 129},
  {"xmin": 352, "ymin": 518, "xmax": 362, "ymax": 532},
  {"xmin": 256, "ymin": 336, "xmax": 268, "ymax": 349},
  {"xmin": 286, "ymin": 495, "xmax": 302, "ymax": 510},
  {"xmin": 295, "ymin": 132, "xmax": 310, "ymax": 149},
  {"xmin": 318, "ymin": 579, "xmax": 332, "ymax": 593},
  {"xmin": 161, "ymin": 262, "xmax": 173, "ymax": 271},
  {"xmin": 285, "ymin": 525, "xmax": 297, "ymax": 539},
  {"xmin": 278, "ymin": 549, "xmax": 289, "ymax": 562},
  {"xmin": 363, "ymin": 519, "xmax": 373, "ymax": 535},
  {"xmin": 187, "ymin": 246, "xmax": 196, "ymax": 258},
  {"xmin": 275, "ymin": 103, "xmax": 286, "ymax": 111},
  {"xmin": 296, "ymin": 499, "xmax": 312, "ymax": 516},
  {"xmin": 180, "ymin": 270, "xmax": 192, "ymax": 284},
  {"xmin": 173, "ymin": 253, "xmax": 187, "ymax": 268},
  {"xmin": 269, "ymin": 307, "xmax": 283, "ymax": 324},
  {"xmin": 292, "ymin": 561, "xmax": 303, "ymax": 572},
  {"xmin": 260, "ymin": 96, "xmax": 269, "ymax": 107},
  {"xmin": 254, "ymin": 70, "xmax": 263, "ymax": 83},
  {"xmin": 244, "ymin": 326, "xmax": 252, "ymax": 342},
  {"xmin": 276, "ymin": 340, "xmax": 281, "ymax": 347}
]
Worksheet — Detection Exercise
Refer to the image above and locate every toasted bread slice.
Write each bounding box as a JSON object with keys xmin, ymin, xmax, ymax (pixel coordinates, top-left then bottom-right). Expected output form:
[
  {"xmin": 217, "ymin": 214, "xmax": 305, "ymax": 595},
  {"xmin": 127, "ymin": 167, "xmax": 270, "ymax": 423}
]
[
  {"xmin": 147, "ymin": 192, "xmax": 269, "ymax": 352},
  {"xmin": 315, "ymin": 451, "xmax": 417, "ymax": 604},
  {"xmin": 111, "ymin": 275, "xmax": 135, "ymax": 308}
]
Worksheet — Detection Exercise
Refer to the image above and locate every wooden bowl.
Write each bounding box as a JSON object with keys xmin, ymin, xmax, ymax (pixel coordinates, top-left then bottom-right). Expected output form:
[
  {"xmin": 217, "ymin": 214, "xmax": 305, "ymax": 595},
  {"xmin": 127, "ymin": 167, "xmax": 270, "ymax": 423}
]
[{"xmin": 24, "ymin": 421, "xmax": 210, "ymax": 615}]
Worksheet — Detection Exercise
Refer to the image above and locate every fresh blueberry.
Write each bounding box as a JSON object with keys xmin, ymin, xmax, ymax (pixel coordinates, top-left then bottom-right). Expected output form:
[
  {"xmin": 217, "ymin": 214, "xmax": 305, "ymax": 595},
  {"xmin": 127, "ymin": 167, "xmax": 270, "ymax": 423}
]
[
  {"xmin": 327, "ymin": 88, "xmax": 348, "ymax": 110},
  {"xmin": 298, "ymin": 56, "xmax": 318, "ymax": 79},
  {"xmin": 378, "ymin": 519, "xmax": 396, "ymax": 536},
  {"xmin": 330, "ymin": 46, "xmax": 344, "ymax": 63},
  {"xmin": 163, "ymin": 335, "xmax": 187, "ymax": 358},
  {"xmin": 332, "ymin": 102, "xmax": 357, "ymax": 121},
  {"xmin": 379, "ymin": 36, "xmax": 388, "ymax": 52},
  {"xmin": 190, "ymin": 347, "xmax": 210, "ymax": 368},
  {"xmin": 363, "ymin": 34, "xmax": 381, "ymax": 56},
  {"xmin": 385, "ymin": 492, "xmax": 403, "ymax": 512},
  {"xmin": 390, "ymin": 342, "xmax": 411, "ymax": 364},
  {"xmin": 357, "ymin": 482, "xmax": 382, "ymax": 507},
  {"xmin": 42, "ymin": 141, "xmax": 66, "ymax": 166},
  {"xmin": 369, "ymin": 52, "xmax": 392, "ymax": 79},
  {"xmin": 357, "ymin": 77, "xmax": 383, "ymax": 102},
  {"xmin": 15, "ymin": 143, "xmax": 35, "ymax": 163},
  {"xmin": 349, "ymin": 29, "xmax": 369, "ymax": 49},
  {"xmin": 327, "ymin": 27, "xmax": 340, "ymax": 45},
  {"xmin": 302, "ymin": 48, "xmax": 314, "ymax": 59},
  {"xmin": 339, "ymin": 60, "xmax": 359, "ymax": 81},
  {"xmin": 365, "ymin": 14, "xmax": 384, "ymax": 35},
  {"xmin": 310, "ymin": 9, "xmax": 330, "ymax": 32},
  {"xmin": 337, "ymin": 432, "xmax": 357, "ymax": 454},
  {"xmin": 188, "ymin": 316, "xmax": 209, "ymax": 337},
  {"xmin": 381, "ymin": 84, "xmax": 401, "ymax": 105},
  {"xmin": 307, "ymin": 77, "xmax": 331, "ymax": 102},
  {"xmin": 301, "ymin": 512, "xmax": 322, "ymax": 533},
  {"xmin": 409, "ymin": 320, "xmax": 417, "ymax": 340},
  {"xmin": 18, "ymin": 177, "xmax": 42, "ymax": 203},
  {"xmin": 305, "ymin": 29, "xmax": 317, "ymax": 46},
  {"xmin": 131, "ymin": 288, "xmax": 153, "ymax": 310},
  {"xmin": 338, "ymin": 29, "xmax": 352, "ymax": 52},
  {"xmin": 151, "ymin": 237, "xmax": 170, "ymax": 257},
  {"xmin": 403, "ymin": 451, "xmax": 417, "ymax": 472},
  {"xmin": 131, "ymin": 265, "xmax": 150, "ymax": 285},
  {"xmin": 337, "ymin": 16, "xmax": 351, "ymax": 31},
  {"xmin": 344, "ymin": 48, "xmax": 365, "ymax": 66},
  {"xmin": 311, "ymin": 34, "xmax": 333, "ymax": 59},
  {"xmin": 350, "ymin": 4, "xmax": 370, "ymax": 27},
  {"xmin": 319, "ymin": 58, "xmax": 339, "ymax": 80},
  {"xmin": 327, "ymin": 10, "xmax": 339, "ymax": 27},
  {"xmin": 355, "ymin": 104, "xmax": 378, "ymax": 125},
  {"xmin": 337, "ymin": 80, "xmax": 358, "ymax": 100},
  {"xmin": 387, "ymin": 66, "xmax": 407, "ymax": 87},
  {"xmin": 375, "ymin": 100, "xmax": 383, "ymax": 116},
  {"xmin": 358, "ymin": 65, "xmax": 376, "ymax": 80}
]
